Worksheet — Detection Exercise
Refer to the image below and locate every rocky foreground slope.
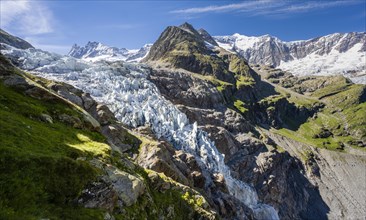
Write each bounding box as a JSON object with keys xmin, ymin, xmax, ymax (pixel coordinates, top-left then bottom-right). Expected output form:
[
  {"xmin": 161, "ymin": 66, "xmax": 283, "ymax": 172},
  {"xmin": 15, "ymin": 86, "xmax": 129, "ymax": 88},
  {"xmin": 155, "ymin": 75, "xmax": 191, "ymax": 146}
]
[
  {"xmin": 0, "ymin": 53, "xmax": 221, "ymax": 219},
  {"xmin": 1, "ymin": 24, "xmax": 366, "ymax": 220}
]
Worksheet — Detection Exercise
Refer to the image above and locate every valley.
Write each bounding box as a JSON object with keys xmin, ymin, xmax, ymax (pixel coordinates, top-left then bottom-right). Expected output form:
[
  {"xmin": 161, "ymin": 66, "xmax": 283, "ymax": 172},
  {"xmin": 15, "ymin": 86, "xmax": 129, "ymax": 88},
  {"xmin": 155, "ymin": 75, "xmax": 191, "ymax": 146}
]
[{"xmin": 0, "ymin": 22, "xmax": 365, "ymax": 220}]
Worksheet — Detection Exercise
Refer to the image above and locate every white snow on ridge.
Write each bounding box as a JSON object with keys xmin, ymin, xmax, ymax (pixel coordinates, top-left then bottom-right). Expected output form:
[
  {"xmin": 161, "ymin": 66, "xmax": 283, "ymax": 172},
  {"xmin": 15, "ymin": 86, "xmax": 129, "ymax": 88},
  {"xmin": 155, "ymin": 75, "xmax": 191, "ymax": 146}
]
[
  {"xmin": 214, "ymin": 32, "xmax": 366, "ymax": 84},
  {"xmin": 278, "ymin": 43, "xmax": 366, "ymax": 84},
  {"xmin": 68, "ymin": 41, "xmax": 152, "ymax": 63},
  {"xmin": 215, "ymin": 33, "xmax": 279, "ymax": 51},
  {"xmin": 1, "ymin": 44, "xmax": 279, "ymax": 220}
]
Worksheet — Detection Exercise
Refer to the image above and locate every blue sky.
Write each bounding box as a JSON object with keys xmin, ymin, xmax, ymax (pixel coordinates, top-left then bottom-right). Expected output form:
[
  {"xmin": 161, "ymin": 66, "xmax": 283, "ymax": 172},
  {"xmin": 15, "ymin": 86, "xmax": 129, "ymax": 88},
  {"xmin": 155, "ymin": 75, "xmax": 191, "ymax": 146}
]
[{"xmin": 1, "ymin": 0, "xmax": 365, "ymax": 54}]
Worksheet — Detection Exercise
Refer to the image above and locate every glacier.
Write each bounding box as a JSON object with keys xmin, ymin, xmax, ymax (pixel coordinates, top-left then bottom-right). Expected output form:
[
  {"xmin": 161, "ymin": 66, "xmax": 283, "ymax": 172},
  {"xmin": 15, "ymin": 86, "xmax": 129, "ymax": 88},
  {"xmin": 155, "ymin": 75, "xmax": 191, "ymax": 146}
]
[{"xmin": 1, "ymin": 44, "xmax": 279, "ymax": 220}]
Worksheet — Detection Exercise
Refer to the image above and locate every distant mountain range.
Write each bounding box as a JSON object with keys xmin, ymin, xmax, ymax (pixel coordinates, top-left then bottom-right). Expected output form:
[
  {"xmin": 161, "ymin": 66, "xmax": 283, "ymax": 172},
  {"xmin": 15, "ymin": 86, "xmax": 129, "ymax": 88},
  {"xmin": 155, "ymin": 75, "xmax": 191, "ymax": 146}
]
[
  {"xmin": 67, "ymin": 31, "xmax": 365, "ymax": 83},
  {"xmin": 214, "ymin": 32, "xmax": 366, "ymax": 83},
  {"xmin": 68, "ymin": 41, "xmax": 152, "ymax": 62}
]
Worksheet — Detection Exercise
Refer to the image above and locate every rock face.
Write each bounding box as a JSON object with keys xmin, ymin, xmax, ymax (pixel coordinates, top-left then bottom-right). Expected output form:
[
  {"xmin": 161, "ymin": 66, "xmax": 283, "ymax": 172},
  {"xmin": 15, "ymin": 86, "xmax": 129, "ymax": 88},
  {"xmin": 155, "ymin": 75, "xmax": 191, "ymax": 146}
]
[
  {"xmin": 198, "ymin": 28, "xmax": 219, "ymax": 46},
  {"xmin": 148, "ymin": 66, "xmax": 332, "ymax": 219},
  {"xmin": 143, "ymin": 23, "xmax": 366, "ymax": 220},
  {"xmin": 214, "ymin": 32, "xmax": 366, "ymax": 83},
  {"xmin": 266, "ymin": 132, "xmax": 366, "ymax": 220}
]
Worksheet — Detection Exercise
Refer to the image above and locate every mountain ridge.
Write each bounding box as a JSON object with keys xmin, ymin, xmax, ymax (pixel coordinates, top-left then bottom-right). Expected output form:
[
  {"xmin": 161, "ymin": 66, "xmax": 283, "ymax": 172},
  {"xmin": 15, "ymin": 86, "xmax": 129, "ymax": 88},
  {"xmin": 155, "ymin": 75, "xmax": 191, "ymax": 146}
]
[
  {"xmin": 214, "ymin": 32, "xmax": 366, "ymax": 83},
  {"xmin": 68, "ymin": 41, "xmax": 152, "ymax": 62},
  {"xmin": 66, "ymin": 30, "xmax": 366, "ymax": 83}
]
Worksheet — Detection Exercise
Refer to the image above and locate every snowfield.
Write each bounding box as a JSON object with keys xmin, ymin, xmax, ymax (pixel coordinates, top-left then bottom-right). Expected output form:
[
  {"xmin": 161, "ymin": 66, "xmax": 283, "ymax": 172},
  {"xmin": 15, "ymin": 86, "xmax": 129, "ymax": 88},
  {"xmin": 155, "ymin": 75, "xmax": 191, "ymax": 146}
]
[
  {"xmin": 278, "ymin": 43, "xmax": 366, "ymax": 84},
  {"xmin": 68, "ymin": 41, "xmax": 152, "ymax": 63},
  {"xmin": 214, "ymin": 32, "xmax": 366, "ymax": 84}
]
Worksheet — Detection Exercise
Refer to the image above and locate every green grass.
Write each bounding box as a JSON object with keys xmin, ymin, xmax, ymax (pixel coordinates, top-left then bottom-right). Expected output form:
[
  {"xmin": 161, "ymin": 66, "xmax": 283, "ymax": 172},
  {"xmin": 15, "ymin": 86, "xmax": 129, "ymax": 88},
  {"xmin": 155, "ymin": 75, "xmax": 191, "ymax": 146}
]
[
  {"xmin": 273, "ymin": 84, "xmax": 320, "ymax": 109},
  {"xmin": 236, "ymin": 75, "xmax": 256, "ymax": 89},
  {"xmin": 121, "ymin": 170, "xmax": 215, "ymax": 220},
  {"xmin": 323, "ymin": 84, "xmax": 365, "ymax": 109},
  {"xmin": 259, "ymin": 95, "xmax": 284, "ymax": 105},
  {"xmin": 0, "ymin": 82, "xmax": 110, "ymax": 219},
  {"xmin": 190, "ymin": 72, "xmax": 233, "ymax": 93},
  {"xmin": 340, "ymin": 102, "xmax": 366, "ymax": 140},
  {"xmin": 191, "ymin": 73, "xmax": 233, "ymax": 86},
  {"xmin": 270, "ymin": 75, "xmax": 365, "ymax": 151},
  {"xmin": 0, "ymin": 75, "xmax": 217, "ymax": 219},
  {"xmin": 274, "ymin": 106, "xmax": 365, "ymax": 151},
  {"xmin": 311, "ymin": 78, "xmax": 352, "ymax": 99},
  {"xmin": 228, "ymin": 55, "xmax": 250, "ymax": 75},
  {"xmin": 233, "ymin": 99, "xmax": 248, "ymax": 114}
]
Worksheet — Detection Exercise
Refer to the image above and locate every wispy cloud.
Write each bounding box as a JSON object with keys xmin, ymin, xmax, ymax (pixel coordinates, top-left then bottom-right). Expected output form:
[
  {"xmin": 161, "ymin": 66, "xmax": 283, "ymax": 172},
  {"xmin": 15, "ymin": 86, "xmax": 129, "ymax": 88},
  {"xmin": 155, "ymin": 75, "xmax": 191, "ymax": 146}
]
[
  {"xmin": 171, "ymin": 0, "xmax": 363, "ymax": 16},
  {"xmin": 99, "ymin": 24, "xmax": 142, "ymax": 30},
  {"xmin": 0, "ymin": 0, "xmax": 54, "ymax": 35},
  {"xmin": 24, "ymin": 36, "xmax": 71, "ymax": 55}
]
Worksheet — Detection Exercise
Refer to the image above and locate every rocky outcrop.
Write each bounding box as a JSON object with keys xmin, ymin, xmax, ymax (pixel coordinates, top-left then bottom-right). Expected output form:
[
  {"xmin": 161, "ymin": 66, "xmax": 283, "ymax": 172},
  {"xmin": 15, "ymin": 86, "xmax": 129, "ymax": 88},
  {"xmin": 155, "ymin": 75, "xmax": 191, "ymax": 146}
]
[
  {"xmin": 198, "ymin": 28, "xmax": 219, "ymax": 46},
  {"xmin": 148, "ymin": 68, "xmax": 225, "ymax": 108},
  {"xmin": 136, "ymin": 140, "xmax": 196, "ymax": 186}
]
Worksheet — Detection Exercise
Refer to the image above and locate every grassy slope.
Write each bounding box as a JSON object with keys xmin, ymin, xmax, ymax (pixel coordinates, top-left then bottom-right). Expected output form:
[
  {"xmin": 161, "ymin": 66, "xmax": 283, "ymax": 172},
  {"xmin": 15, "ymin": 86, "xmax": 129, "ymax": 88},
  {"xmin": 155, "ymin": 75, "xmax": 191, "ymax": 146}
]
[
  {"xmin": 274, "ymin": 80, "xmax": 365, "ymax": 151},
  {"xmin": 0, "ymin": 57, "xmax": 216, "ymax": 219},
  {"xmin": 0, "ymin": 82, "xmax": 108, "ymax": 219}
]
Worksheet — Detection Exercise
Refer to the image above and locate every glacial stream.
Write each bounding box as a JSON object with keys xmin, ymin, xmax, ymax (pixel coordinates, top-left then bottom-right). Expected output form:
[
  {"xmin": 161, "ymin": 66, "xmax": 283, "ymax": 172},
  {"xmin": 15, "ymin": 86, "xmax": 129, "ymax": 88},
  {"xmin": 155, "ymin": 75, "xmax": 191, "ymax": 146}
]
[{"xmin": 2, "ymin": 44, "xmax": 279, "ymax": 220}]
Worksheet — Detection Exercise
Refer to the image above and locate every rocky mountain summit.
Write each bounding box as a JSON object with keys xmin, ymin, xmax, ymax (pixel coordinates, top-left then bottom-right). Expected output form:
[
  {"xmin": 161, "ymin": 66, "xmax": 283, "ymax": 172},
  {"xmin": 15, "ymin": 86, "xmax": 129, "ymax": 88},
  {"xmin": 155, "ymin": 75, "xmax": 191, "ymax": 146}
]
[
  {"xmin": 214, "ymin": 32, "xmax": 366, "ymax": 83},
  {"xmin": 1, "ymin": 24, "xmax": 366, "ymax": 220}
]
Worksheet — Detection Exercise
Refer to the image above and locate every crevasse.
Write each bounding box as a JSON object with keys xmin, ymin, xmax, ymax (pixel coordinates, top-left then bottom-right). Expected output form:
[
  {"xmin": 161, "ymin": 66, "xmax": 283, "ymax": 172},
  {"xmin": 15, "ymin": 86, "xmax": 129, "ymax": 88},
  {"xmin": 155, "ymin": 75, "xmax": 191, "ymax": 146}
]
[{"xmin": 2, "ymin": 44, "xmax": 279, "ymax": 220}]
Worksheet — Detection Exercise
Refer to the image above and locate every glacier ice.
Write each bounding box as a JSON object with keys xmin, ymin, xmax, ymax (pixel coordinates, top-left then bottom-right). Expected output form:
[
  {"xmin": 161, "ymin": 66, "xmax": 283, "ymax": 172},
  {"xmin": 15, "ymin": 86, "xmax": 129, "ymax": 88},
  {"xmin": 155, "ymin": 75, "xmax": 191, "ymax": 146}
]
[{"xmin": 1, "ymin": 44, "xmax": 279, "ymax": 219}]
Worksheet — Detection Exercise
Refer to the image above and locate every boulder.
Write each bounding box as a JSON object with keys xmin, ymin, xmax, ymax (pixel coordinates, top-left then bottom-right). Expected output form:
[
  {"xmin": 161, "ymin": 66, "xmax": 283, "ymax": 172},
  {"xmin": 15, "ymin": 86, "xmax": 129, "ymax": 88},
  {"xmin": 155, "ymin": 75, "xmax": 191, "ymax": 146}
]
[
  {"xmin": 78, "ymin": 180, "xmax": 118, "ymax": 211},
  {"xmin": 39, "ymin": 113, "xmax": 53, "ymax": 124},
  {"xmin": 101, "ymin": 124, "xmax": 140, "ymax": 152},
  {"xmin": 103, "ymin": 165, "xmax": 145, "ymax": 207},
  {"xmin": 57, "ymin": 113, "xmax": 83, "ymax": 128}
]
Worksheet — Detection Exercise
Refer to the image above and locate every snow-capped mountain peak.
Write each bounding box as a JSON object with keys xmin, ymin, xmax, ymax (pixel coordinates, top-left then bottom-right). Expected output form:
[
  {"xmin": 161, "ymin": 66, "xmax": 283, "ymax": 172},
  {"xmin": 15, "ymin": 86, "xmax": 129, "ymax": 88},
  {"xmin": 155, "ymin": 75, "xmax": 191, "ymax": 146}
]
[
  {"xmin": 214, "ymin": 32, "xmax": 366, "ymax": 83},
  {"xmin": 68, "ymin": 41, "xmax": 151, "ymax": 62}
]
